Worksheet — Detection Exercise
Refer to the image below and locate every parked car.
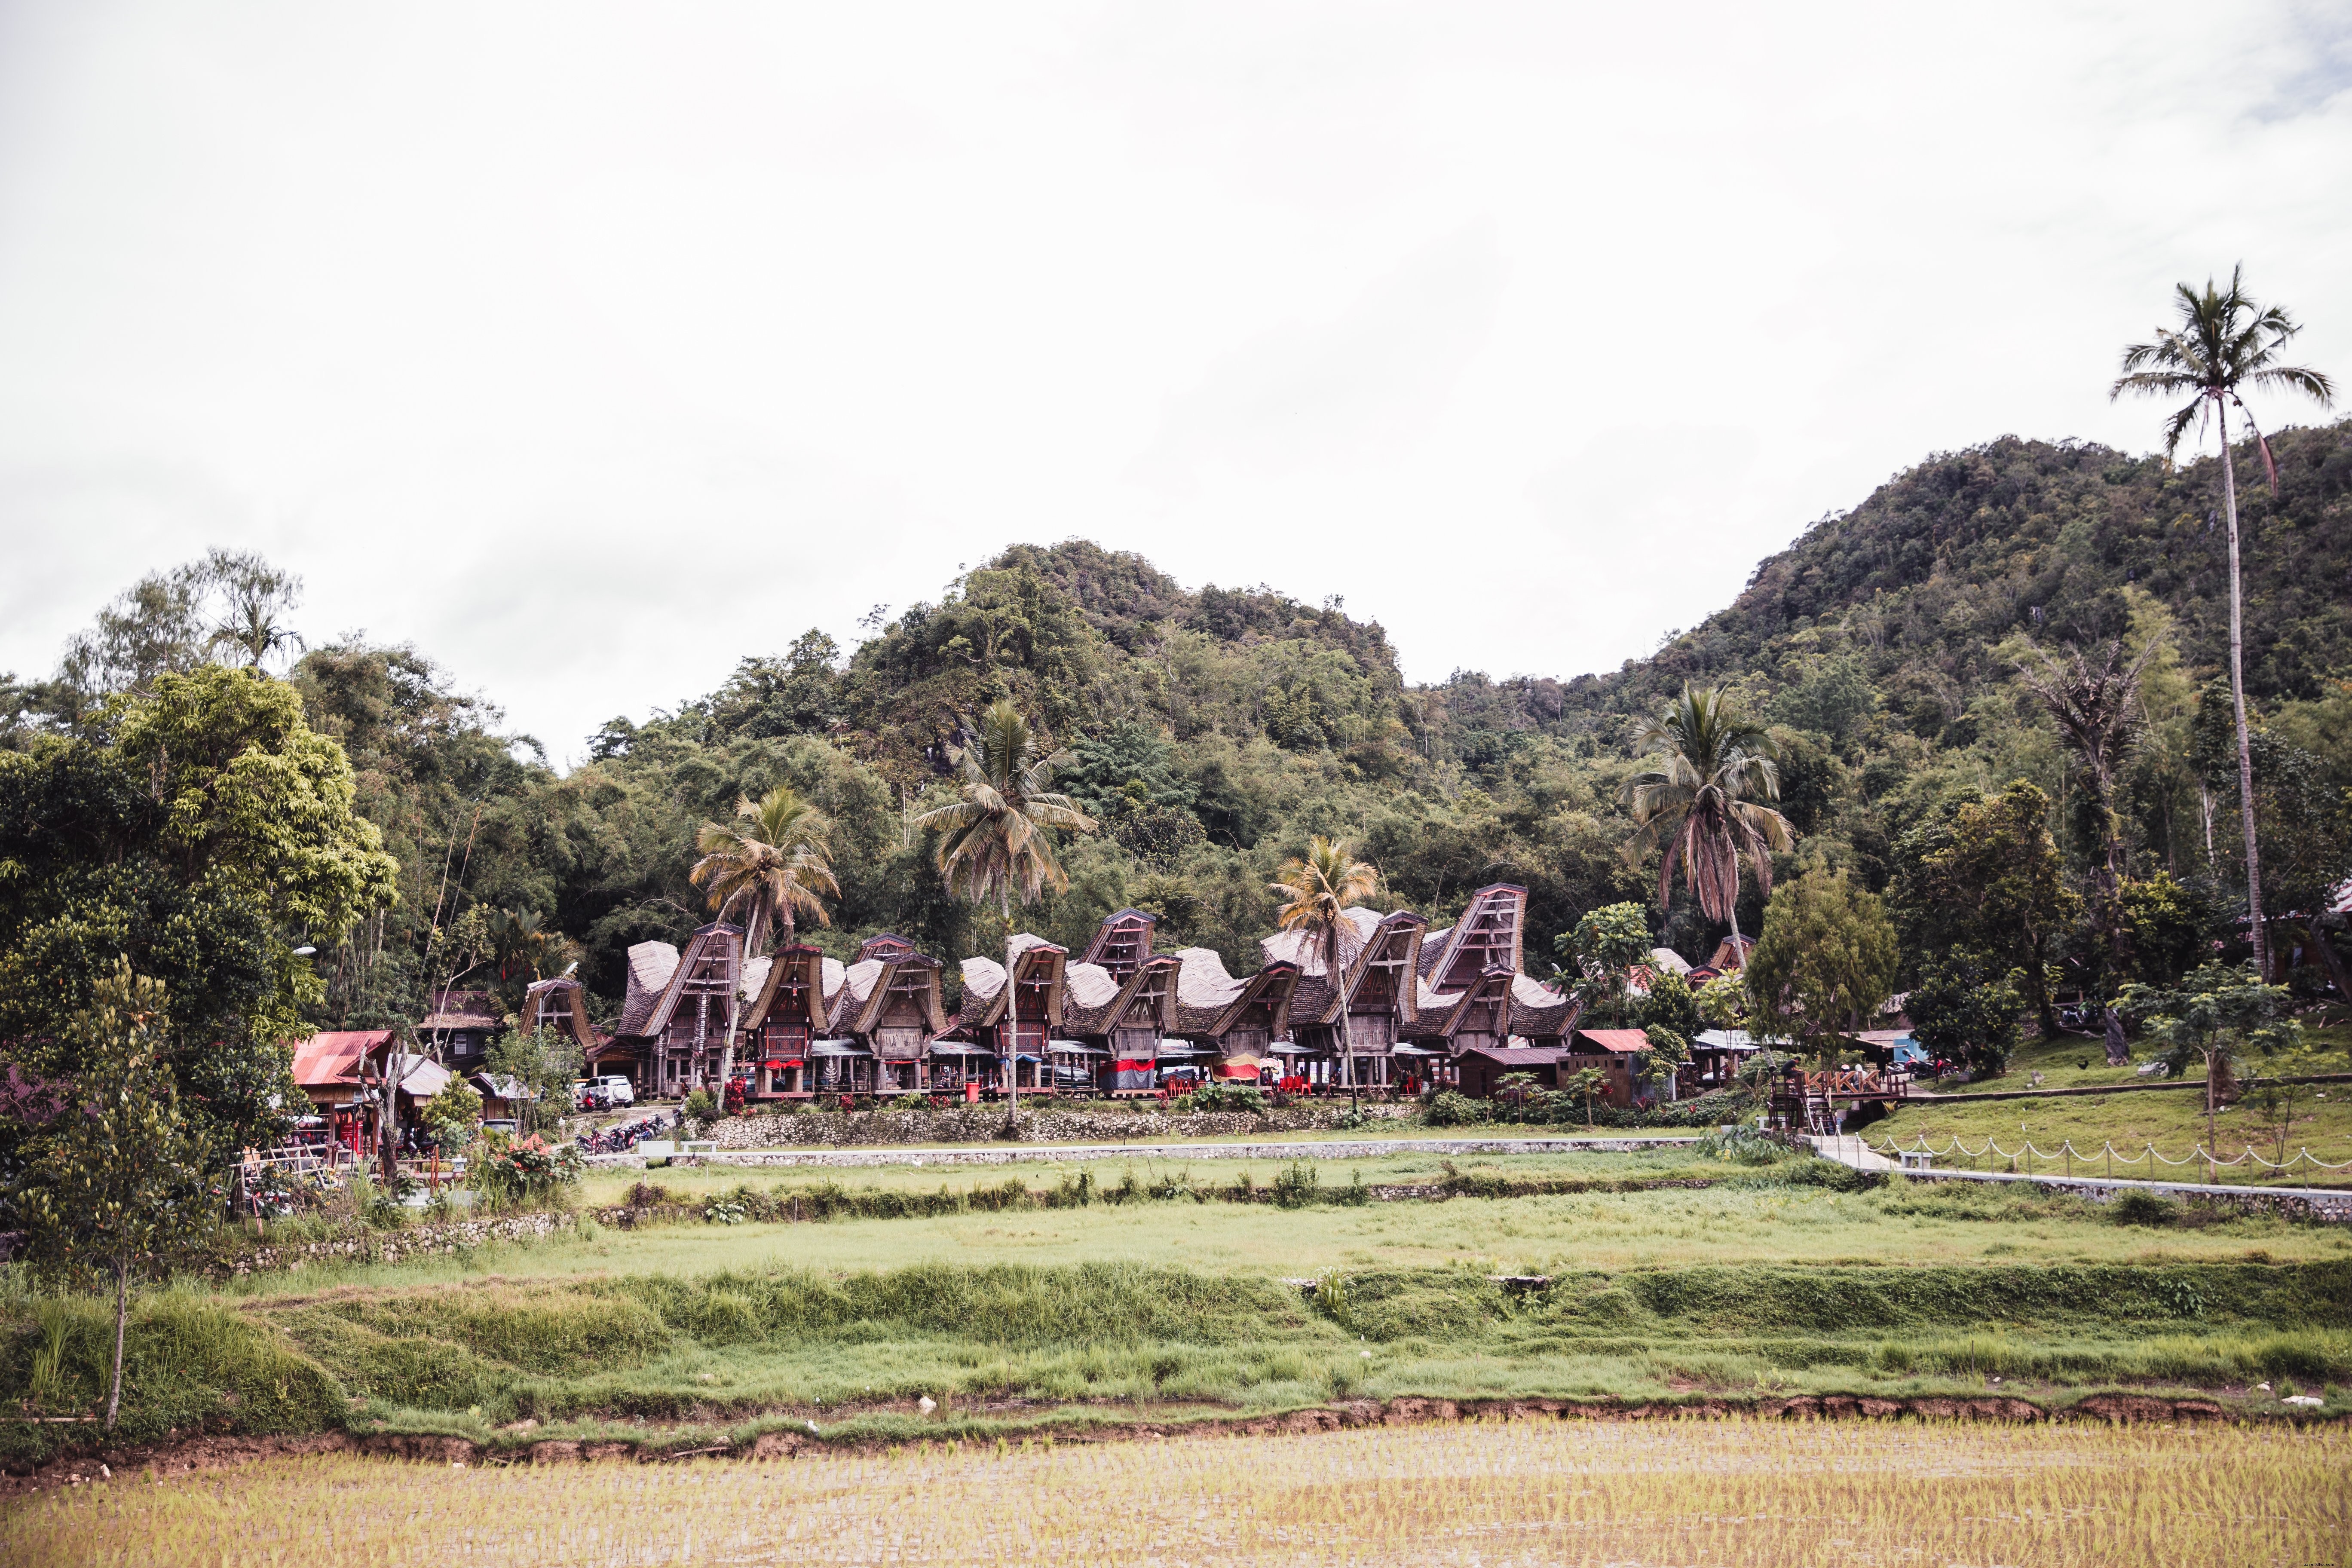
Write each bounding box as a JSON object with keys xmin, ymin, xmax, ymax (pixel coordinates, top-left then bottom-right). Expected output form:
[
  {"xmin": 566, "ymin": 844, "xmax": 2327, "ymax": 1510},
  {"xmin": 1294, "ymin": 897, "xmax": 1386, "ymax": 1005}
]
[{"xmin": 573, "ymin": 1075, "xmax": 637, "ymax": 1110}]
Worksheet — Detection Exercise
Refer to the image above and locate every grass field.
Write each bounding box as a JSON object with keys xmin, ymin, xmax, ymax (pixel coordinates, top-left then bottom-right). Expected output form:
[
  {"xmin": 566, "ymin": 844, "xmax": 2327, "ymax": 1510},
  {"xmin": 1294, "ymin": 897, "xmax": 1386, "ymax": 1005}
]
[
  {"xmin": 5, "ymin": 1418, "xmax": 2345, "ymax": 1567},
  {"xmin": 6, "ymin": 1145, "xmax": 2348, "ymax": 1472},
  {"xmin": 252, "ymin": 1155, "xmax": 2352, "ymax": 1299},
  {"xmin": 1867, "ymin": 1023, "xmax": 2352, "ymax": 1182}
]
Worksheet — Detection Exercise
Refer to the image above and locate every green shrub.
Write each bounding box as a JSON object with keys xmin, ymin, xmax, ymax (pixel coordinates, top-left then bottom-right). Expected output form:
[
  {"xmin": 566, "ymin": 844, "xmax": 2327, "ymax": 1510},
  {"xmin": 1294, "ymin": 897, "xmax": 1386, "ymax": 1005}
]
[
  {"xmin": 2110, "ymin": 1190, "xmax": 2179, "ymax": 1227},
  {"xmin": 1182, "ymin": 1083, "xmax": 1268, "ymax": 1115},
  {"xmin": 683, "ymin": 1088, "xmax": 719, "ymax": 1122},
  {"xmin": 1420, "ymin": 1090, "xmax": 1484, "ymax": 1128},
  {"xmin": 1271, "ymin": 1162, "xmax": 1320, "ymax": 1209}
]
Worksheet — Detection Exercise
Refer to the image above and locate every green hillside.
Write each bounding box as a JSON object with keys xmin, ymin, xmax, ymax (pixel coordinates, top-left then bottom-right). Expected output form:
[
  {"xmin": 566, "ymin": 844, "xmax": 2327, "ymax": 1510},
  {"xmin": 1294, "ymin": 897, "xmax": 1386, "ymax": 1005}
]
[{"xmin": 18, "ymin": 423, "xmax": 2352, "ymax": 1031}]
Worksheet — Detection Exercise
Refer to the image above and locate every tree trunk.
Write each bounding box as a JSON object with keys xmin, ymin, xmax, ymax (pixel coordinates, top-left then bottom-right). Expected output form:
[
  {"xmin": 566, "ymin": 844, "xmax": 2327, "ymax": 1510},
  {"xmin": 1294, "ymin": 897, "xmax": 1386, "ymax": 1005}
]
[
  {"xmin": 2205, "ymin": 1048, "xmax": 2220, "ymax": 1185},
  {"xmin": 2306, "ymin": 909, "xmax": 2352, "ymax": 1007},
  {"xmin": 2103, "ymin": 1005, "xmax": 2129, "ymax": 1067},
  {"xmin": 105, "ymin": 1259, "xmax": 129, "ymax": 1433},
  {"xmin": 1335, "ymin": 928, "xmax": 1359, "ymax": 1117},
  {"xmin": 715, "ymin": 927, "xmax": 744, "ymax": 1120},
  {"xmin": 2217, "ymin": 400, "xmax": 2267, "ymax": 980},
  {"xmin": 1004, "ymin": 894, "xmax": 1019, "ymax": 1116}
]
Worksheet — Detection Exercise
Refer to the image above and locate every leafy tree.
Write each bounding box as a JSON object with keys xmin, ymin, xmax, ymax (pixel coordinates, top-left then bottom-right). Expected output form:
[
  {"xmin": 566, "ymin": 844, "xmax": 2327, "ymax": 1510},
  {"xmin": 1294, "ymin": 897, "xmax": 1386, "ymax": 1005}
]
[
  {"xmin": 917, "ymin": 700, "xmax": 1096, "ymax": 925},
  {"xmin": 2116, "ymin": 872, "xmax": 2214, "ymax": 986},
  {"xmin": 1059, "ymin": 723, "xmax": 1199, "ymax": 819},
  {"xmin": 1744, "ymin": 871, "xmax": 1899, "ymax": 1056},
  {"xmin": 1907, "ymin": 954, "xmax": 2024, "ymax": 1077},
  {"xmin": 1694, "ymin": 971, "xmax": 1748, "ymax": 1032},
  {"xmin": 0, "ymin": 667, "xmax": 397, "ymax": 1167},
  {"xmin": 1635, "ymin": 966, "xmax": 1704, "ymax": 1041},
  {"xmin": 2113, "ymin": 267, "xmax": 2335, "ymax": 980},
  {"xmin": 1890, "ymin": 781, "xmax": 2081, "ymax": 1038},
  {"xmin": 1561, "ymin": 1064, "xmax": 1609, "ymax": 1128},
  {"xmin": 482, "ymin": 908, "xmax": 584, "ymax": 1020},
  {"xmin": 1621, "ymin": 686, "xmax": 1794, "ymax": 950},
  {"xmin": 2121, "ymin": 962, "xmax": 2301, "ymax": 1176},
  {"xmin": 18, "ymin": 964, "xmax": 211, "ymax": 1432},
  {"xmin": 1557, "ymin": 902, "xmax": 1653, "ymax": 1029},
  {"xmin": 706, "ymin": 631, "xmax": 843, "ymax": 741},
  {"xmin": 690, "ymin": 786, "xmax": 839, "ymax": 1098},
  {"xmin": 1270, "ymin": 837, "xmax": 1379, "ymax": 1111},
  {"xmin": 484, "ymin": 1026, "xmax": 585, "ymax": 1134},
  {"xmin": 418, "ymin": 1077, "xmax": 484, "ymax": 1154}
]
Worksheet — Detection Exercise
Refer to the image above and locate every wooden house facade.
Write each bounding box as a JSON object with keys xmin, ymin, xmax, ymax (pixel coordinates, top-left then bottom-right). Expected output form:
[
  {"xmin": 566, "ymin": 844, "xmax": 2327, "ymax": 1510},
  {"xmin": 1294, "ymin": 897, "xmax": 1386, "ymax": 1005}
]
[
  {"xmin": 417, "ymin": 988, "xmax": 504, "ymax": 1070},
  {"xmin": 611, "ymin": 925, "xmax": 749, "ymax": 1098},
  {"xmin": 1266, "ymin": 906, "xmax": 1427, "ymax": 1090},
  {"xmin": 830, "ymin": 934, "xmax": 951, "ymax": 1094},
  {"xmin": 738, "ymin": 944, "xmax": 848, "ymax": 1099},
  {"xmin": 954, "ymin": 935, "xmax": 1069, "ymax": 1094},
  {"xmin": 521, "ymin": 976, "xmax": 607, "ymax": 1058},
  {"xmin": 1059, "ymin": 910, "xmax": 1182, "ymax": 1095},
  {"xmin": 1170, "ymin": 948, "xmax": 1299, "ymax": 1084}
]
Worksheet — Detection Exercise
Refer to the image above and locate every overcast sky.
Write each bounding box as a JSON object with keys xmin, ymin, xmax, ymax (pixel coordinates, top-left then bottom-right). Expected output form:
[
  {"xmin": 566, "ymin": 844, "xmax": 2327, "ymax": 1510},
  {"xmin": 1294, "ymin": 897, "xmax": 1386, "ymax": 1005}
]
[{"xmin": 2, "ymin": 2, "xmax": 2346, "ymax": 760}]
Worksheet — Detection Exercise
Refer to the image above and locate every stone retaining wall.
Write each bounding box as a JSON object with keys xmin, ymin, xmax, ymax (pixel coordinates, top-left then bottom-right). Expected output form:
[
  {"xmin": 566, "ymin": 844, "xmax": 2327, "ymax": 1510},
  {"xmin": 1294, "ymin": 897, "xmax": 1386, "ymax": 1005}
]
[
  {"xmin": 704, "ymin": 1103, "xmax": 1409, "ymax": 1149},
  {"xmin": 212, "ymin": 1210, "xmax": 579, "ymax": 1277},
  {"xmin": 1844, "ymin": 1161, "xmax": 2352, "ymax": 1223}
]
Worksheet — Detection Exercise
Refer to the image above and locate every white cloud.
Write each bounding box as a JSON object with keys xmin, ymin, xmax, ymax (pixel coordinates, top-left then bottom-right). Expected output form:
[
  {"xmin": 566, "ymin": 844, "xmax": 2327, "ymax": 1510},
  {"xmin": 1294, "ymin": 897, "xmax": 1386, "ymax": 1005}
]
[{"xmin": 0, "ymin": 0, "xmax": 2345, "ymax": 756}]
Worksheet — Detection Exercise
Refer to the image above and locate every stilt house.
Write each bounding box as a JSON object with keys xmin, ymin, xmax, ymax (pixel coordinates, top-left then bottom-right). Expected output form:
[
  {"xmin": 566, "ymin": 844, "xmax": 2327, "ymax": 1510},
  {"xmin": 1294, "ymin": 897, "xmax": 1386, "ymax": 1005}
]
[
  {"xmin": 612, "ymin": 924, "xmax": 748, "ymax": 1098},
  {"xmin": 738, "ymin": 943, "xmax": 848, "ymax": 1099},
  {"xmin": 1061, "ymin": 909, "xmax": 1182, "ymax": 1095},
  {"xmin": 955, "ymin": 935, "xmax": 1069, "ymax": 1094},
  {"xmin": 827, "ymin": 933, "xmax": 950, "ymax": 1095},
  {"xmin": 1170, "ymin": 949, "xmax": 1299, "ymax": 1084},
  {"xmin": 1265, "ymin": 907, "xmax": 1427, "ymax": 1091}
]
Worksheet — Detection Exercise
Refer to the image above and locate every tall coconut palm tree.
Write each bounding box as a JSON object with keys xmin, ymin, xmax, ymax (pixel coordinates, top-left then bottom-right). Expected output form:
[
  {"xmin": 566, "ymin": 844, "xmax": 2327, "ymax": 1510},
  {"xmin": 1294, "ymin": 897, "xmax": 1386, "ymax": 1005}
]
[
  {"xmin": 691, "ymin": 787, "xmax": 839, "ymax": 1097},
  {"xmin": 2113, "ymin": 267, "xmax": 2332, "ymax": 977},
  {"xmin": 1269, "ymin": 836, "xmax": 1378, "ymax": 1112},
  {"xmin": 1620, "ymin": 686, "xmax": 1794, "ymax": 953},
  {"xmin": 915, "ymin": 699, "xmax": 1096, "ymax": 1107}
]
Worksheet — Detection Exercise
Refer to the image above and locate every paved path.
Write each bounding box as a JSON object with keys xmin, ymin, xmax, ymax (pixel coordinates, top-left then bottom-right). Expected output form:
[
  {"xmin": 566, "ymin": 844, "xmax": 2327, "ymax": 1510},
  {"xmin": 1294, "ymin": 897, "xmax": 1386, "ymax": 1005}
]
[
  {"xmin": 1805, "ymin": 1135, "xmax": 2352, "ymax": 1219},
  {"xmin": 585, "ymin": 1134, "xmax": 1701, "ymax": 1170},
  {"xmin": 1807, "ymin": 1134, "xmax": 1899, "ymax": 1171}
]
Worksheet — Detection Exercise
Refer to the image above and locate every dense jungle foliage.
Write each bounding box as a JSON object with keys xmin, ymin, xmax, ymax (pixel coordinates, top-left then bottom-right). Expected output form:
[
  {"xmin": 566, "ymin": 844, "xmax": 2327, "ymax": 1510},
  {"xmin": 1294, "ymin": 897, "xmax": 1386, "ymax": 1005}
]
[{"xmin": 7, "ymin": 420, "xmax": 2350, "ymax": 1043}]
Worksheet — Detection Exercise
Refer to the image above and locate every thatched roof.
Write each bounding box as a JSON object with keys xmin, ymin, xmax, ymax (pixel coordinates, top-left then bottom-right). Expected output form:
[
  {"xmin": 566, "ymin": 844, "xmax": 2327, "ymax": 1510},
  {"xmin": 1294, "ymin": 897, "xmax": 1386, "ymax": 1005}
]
[
  {"xmin": 1061, "ymin": 952, "xmax": 1179, "ymax": 1036},
  {"xmin": 1417, "ymin": 884, "xmax": 1526, "ymax": 989},
  {"xmin": 418, "ymin": 988, "xmax": 502, "ymax": 1033},
  {"xmin": 1283, "ymin": 909, "xmax": 1426, "ymax": 1028},
  {"xmin": 618, "ymin": 940, "xmax": 682, "ymax": 1037},
  {"xmin": 1508, "ymin": 973, "xmax": 1578, "ymax": 1039},
  {"xmin": 1080, "ymin": 909, "xmax": 1159, "ymax": 976},
  {"xmin": 958, "ymin": 934, "xmax": 1068, "ymax": 1030},
  {"xmin": 522, "ymin": 976, "xmax": 608, "ymax": 1049},
  {"xmin": 835, "ymin": 951, "xmax": 950, "ymax": 1039},
  {"xmin": 1171, "ymin": 948, "xmax": 1299, "ymax": 1039},
  {"xmin": 741, "ymin": 944, "xmax": 847, "ymax": 1032}
]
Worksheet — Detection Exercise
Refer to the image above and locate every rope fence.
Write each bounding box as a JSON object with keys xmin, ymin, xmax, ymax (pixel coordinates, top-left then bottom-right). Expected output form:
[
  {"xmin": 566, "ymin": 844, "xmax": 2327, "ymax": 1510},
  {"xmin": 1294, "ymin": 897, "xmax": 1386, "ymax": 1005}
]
[{"xmin": 1867, "ymin": 1133, "xmax": 2352, "ymax": 1186}]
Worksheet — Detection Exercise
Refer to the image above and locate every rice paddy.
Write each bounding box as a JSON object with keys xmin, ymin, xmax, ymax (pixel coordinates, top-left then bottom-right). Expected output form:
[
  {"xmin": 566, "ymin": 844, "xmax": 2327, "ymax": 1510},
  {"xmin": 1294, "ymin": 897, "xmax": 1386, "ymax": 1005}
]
[{"xmin": 5, "ymin": 1416, "xmax": 2344, "ymax": 1567}]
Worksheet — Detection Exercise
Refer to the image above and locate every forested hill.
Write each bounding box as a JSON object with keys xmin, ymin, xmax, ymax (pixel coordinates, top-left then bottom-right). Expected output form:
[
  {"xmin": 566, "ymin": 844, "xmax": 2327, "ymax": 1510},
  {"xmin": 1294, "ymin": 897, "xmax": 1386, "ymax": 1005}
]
[{"xmin": 21, "ymin": 419, "xmax": 2347, "ymax": 1030}]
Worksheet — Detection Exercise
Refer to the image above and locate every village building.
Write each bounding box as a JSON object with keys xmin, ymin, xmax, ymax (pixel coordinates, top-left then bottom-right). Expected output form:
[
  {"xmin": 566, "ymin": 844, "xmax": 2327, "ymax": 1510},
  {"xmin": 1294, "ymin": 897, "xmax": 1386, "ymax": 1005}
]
[
  {"xmin": 1267, "ymin": 906, "xmax": 1427, "ymax": 1093},
  {"xmin": 1452, "ymin": 1026, "xmax": 1650, "ymax": 1106},
  {"xmin": 415, "ymin": 987, "xmax": 502, "ymax": 1069},
  {"xmin": 612, "ymin": 924, "xmax": 750, "ymax": 1098},
  {"xmin": 738, "ymin": 943, "xmax": 848, "ymax": 1099},
  {"xmin": 1170, "ymin": 947, "xmax": 1300, "ymax": 1087},
  {"xmin": 1058, "ymin": 910, "xmax": 1182, "ymax": 1095},
  {"xmin": 824, "ymin": 933, "xmax": 952, "ymax": 1095},
  {"xmin": 955, "ymin": 934, "xmax": 1069, "ymax": 1095},
  {"xmin": 521, "ymin": 974, "xmax": 607, "ymax": 1057}
]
